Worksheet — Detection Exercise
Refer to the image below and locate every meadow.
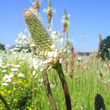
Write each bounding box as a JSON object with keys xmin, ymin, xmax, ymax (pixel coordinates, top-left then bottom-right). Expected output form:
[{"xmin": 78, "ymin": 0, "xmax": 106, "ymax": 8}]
[
  {"xmin": 0, "ymin": 0, "xmax": 109, "ymax": 110},
  {"xmin": 0, "ymin": 49, "xmax": 110, "ymax": 110}
]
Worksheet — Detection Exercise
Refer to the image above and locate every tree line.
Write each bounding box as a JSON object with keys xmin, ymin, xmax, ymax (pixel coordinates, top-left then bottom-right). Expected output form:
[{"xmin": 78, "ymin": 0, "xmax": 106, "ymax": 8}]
[{"xmin": 0, "ymin": 43, "xmax": 5, "ymax": 50}]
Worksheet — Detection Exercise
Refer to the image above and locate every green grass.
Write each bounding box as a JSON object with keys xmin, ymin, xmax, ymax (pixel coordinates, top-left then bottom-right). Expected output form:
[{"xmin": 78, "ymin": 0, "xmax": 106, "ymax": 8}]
[{"xmin": 0, "ymin": 51, "xmax": 110, "ymax": 110}]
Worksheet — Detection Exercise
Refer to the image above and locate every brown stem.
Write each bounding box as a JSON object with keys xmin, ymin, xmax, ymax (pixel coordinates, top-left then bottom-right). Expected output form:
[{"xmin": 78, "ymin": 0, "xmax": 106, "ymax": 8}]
[
  {"xmin": 42, "ymin": 69, "xmax": 57, "ymax": 110},
  {"xmin": 96, "ymin": 33, "xmax": 102, "ymax": 57},
  {"xmin": 64, "ymin": 59, "xmax": 68, "ymax": 72},
  {"xmin": 0, "ymin": 94, "xmax": 11, "ymax": 110},
  {"xmin": 54, "ymin": 63, "xmax": 71, "ymax": 110},
  {"xmin": 105, "ymin": 82, "xmax": 108, "ymax": 94},
  {"xmin": 66, "ymin": 27, "xmax": 68, "ymax": 38},
  {"xmin": 99, "ymin": 72, "xmax": 102, "ymax": 83},
  {"xmin": 68, "ymin": 47, "xmax": 74, "ymax": 77}
]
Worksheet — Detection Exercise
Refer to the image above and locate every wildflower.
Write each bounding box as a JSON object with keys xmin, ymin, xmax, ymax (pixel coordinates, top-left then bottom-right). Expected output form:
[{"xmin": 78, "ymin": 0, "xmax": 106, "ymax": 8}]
[
  {"xmin": 61, "ymin": 9, "xmax": 70, "ymax": 32},
  {"xmin": 43, "ymin": 0, "xmax": 56, "ymax": 23},
  {"xmin": 105, "ymin": 68, "xmax": 107, "ymax": 72},
  {"xmin": 1, "ymin": 65, "xmax": 7, "ymax": 69},
  {"xmin": 21, "ymin": 88, "xmax": 24, "ymax": 91},
  {"xmin": 12, "ymin": 80, "xmax": 18, "ymax": 85},
  {"xmin": 3, "ymin": 73, "xmax": 14, "ymax": 81},
  {"xmin": 38, "ymin": 78, "xmax": 43, "ymax": 82},
  {"xmin": 24, "ymin": 7, "xmax": 73, "ymax": 72},
  {"xmin": 18, "ymin": 73, "xmax": 25, "ymax": 77},
  {"xmin": 14, "ymin": 88, "xmax": 17, "ymax": 91},
  {"xmin": 78, "ymin": 57, "xmax": 82, "ymax": 61},
  {"xmin": 12, "ymin": 52, "xmax": 17, "ymax": 54},
  {"xmin": 18, "ymin": 32, "xmax": 23, "ymax": 40},
  {"xmin": 15, "ymin": 39, "xmax": 22, "ymax": 45},
  {"xmin": 22, "ymin": 34, "xmax": 27, "ymax": 40},
  {"xmin": 5, "ymin": 78, "xmax": 11, "ymax": 82},
  {"xmin": 33, "ymin": 0, "xmax": 41, "ymax": 12},
  {"xmin": 11, "ymin": 68, "xmax": 18, "ymax": 71},
  {"xmin": 2, "ymin": 70, "xmax": 7, "ymax": 73},
  {"xmin": 7, "ymin": 91, "xmax": 11, "ymax": 93},
  {"xmin": 1, "ymin": 82, "xmax": 8, "ymax": 86},
  {"xmin": 6, "ymin": 63, "xmax": 11, "ymax": 66},
  {"xmin": 14, "ymin": 65, "xmax": 20, "ymax": 68},
  {"xmin": 18, "ymin": 80, "xmax": 22, "ymax": 83},
  {"xmin": 33, "ymin": 71, "xmax": 36, "ymax": 75}
]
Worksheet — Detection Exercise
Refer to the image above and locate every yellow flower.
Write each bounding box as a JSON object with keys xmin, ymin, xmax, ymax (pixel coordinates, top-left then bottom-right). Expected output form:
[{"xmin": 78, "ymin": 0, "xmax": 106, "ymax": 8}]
[
  {"xmin": 14, "ymin": 88, "xmax": 17, "ymax": 90},
  {"xmin": 18, "ymin": 79, "xmax": 22, "ymax": 83},
  {"xmin": 14, "ymin": 99, "xmax": 18, "ymax": 102},
  {"xmin": 0, "ymin": 91, "xmax": 4, "ymax": 95},
  {"xmin": 16, "ymin": 72, "xmax": 18, "ymax": 75},
  {"xmin": 1, "ymin": 86, "xmax": 4, "ymax": 90},
  {"xmin": 21, "ymin": 88, "xmax": 24, "ymax": 91},
  {"xmin": 8, "ymin": 90, "xmax": 11, "ymax": 93},
  {"xmin": 26, "ymin": 107, "xmax": 29, "ymax": 109},
  {"xmin": 27, "ymin": 71, "xmax": 30, "ymax": 75},
  {"xmin": 7, "ymin": 99, "xmax": 10, "ymax": 102},
  {"xmin": 1, "ymin": 62, "xmax": 5, "ymax": 66},
  {"xmin": 0, "ymin": 107, "xmax": 3, "ymax": 109}
]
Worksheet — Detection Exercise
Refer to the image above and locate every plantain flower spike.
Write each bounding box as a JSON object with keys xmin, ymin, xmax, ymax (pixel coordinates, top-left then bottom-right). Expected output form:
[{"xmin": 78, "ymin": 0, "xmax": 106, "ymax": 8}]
[
  {"xmin": 47, "ymin": 0, "xmax": 52, "ymax": 23},
  {"xmin": 33, "ymin": 0, "xmax": 41, "ymax": 12},
  {"xmin": 24, "ymin": 7, "xmax": 73, "ymax": 72},
  {"xmin": 64, "ymin": 9, "xmax": 69, "ymax": 20},
  {"xmin": 62, "ymin": 9, "xmax": 69, "ymax": 32},
  {"xmin": 24, "ymin": 7, "xmax": 54, "ymax": 52}
]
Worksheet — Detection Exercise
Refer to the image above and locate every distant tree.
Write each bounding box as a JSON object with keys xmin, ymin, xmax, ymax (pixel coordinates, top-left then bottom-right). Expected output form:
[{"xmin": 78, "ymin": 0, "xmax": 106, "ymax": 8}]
[
  {"xmin": 0, "ymin": 43, "xmax": 5, "ymax": 50},
  {"xmin": 100, "ymin": 36, "xmax": 110, "ymax": 60}
]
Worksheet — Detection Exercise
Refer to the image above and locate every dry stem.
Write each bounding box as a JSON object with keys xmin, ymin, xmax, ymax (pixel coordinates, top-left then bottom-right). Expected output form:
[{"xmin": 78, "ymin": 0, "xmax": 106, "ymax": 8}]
[
  {"xmin": 54, "ymin": 63, "xmax": 72, "ymax": 110},
  {"xmin": 42, "ymin": 69, "xmax": 57, "ymax": 110},
  {"xmin": 68, "ymin": 47, "xmax": 74, "ymax": 77},
  {"xmin": 96, "ymin": 33, "xmax": 102, "ymax": 57}
]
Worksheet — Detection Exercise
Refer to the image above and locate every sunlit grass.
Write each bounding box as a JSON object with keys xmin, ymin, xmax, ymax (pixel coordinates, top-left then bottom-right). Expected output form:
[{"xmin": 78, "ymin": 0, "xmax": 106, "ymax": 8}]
[{"xmin": 0, "ymin": 50, "xmax": 110, "ymax": 110}]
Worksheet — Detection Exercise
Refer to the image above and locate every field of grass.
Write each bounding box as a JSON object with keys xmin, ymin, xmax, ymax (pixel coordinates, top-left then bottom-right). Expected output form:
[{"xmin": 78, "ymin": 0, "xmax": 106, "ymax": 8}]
[
  {"xmin": 0, "ymin": 0, "xmax": 109, "ymax": 110},
  {"xmin": 0, "ymin": 50, "xmax": 110, "ymax": 110}
]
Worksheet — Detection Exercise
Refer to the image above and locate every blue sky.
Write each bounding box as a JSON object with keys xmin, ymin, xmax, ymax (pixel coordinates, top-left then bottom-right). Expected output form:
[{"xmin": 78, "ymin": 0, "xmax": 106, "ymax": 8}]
[{"xmin": 0, "ymin": 0, "xmax": 110, "ymax": 52}]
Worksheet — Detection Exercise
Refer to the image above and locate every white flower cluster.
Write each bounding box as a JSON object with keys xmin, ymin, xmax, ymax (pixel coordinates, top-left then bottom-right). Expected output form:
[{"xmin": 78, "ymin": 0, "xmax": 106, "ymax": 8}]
[
  {"xmin": 15, "ymin": 29, "xmax": 30, "ymax": 46},
  {"xmin": 43, "ymin": 7, "xmax": 56, "ymax": 14},
  {"xmin": 28, "ymin": 30, "xmax": 73, "ymax": 72},
  {"xmin": 61, "ymin": 14, "xmax": 70, "ymax": 25}
]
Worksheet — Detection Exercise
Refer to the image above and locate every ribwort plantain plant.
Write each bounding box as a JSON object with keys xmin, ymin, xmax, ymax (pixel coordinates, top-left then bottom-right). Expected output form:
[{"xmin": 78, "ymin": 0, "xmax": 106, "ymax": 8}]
[
  {"xmin": 94, "ymin": 94, "xmax": 106, "ymax": 110},
  {"xmin": 24, "ymin": 1, "xmax": 73, "ymax": 110}
]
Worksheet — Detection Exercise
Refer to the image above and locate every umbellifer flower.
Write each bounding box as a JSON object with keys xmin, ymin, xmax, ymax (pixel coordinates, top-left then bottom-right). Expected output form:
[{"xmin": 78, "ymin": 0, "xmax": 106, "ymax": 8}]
[{"xmin": 24, "ymin": 7, "xmax": 73, "ymax": 72}]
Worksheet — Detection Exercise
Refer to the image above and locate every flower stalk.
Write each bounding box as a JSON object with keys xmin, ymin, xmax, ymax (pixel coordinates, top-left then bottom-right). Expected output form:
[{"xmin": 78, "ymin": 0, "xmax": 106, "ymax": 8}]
[
  {"xmin": 42, "ymin": 69, "xmax": 57, "ymax": 110},
  {"xmin": 47, "ymin": 0, "xmax": 52, "ymax": 23},
  {"xmin": 53, "ymin": 63, "xmax": 71, "ymax": 110},
  {"xmin": 96, "ymin": 33, "xmax": 102, "ymax": 57},
  {"xmin": 68, "ymin": 47, "xmax": 74, "ymax": 77},
  {"xmin": 0, "ymin": 94, "xmax": 11, "ymax": 110},
  {"xmin": 104, "ymin": 82, "xmax": 108, "ymax": 94},
  {"xmin": 24, "ymin": 5, "xmax": 72, "ymax": 110}
]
